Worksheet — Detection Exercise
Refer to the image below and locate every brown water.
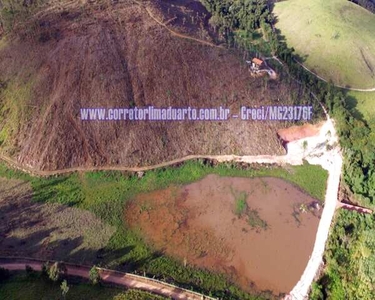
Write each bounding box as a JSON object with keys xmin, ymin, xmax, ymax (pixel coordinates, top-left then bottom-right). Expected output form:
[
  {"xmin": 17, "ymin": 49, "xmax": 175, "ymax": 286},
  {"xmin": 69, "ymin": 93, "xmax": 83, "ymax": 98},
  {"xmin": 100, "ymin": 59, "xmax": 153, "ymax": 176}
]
[{"xmin": 126, "ymin": 174, "xmax": 321, "ymax": 297}]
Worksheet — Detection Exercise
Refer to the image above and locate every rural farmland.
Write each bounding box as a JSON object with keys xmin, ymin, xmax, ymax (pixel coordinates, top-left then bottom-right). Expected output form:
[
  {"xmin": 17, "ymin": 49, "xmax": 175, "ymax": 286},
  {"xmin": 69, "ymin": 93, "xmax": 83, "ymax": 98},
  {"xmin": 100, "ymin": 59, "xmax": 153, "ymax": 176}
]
[
  {"xmin": 1, "ymin": 0, "xmax": 375, "ymax": 299},
  {"xmin": 274, "ymin": 0, "xmax": 375, "ymax": 89}
]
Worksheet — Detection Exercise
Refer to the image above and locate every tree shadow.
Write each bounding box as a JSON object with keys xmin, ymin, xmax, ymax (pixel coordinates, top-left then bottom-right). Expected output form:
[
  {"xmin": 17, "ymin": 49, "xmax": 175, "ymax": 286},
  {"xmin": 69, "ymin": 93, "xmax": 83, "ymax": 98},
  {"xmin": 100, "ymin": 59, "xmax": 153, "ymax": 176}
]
[
  {"xmin": 0, "ymin": 229, "xmax": 134, "ymax": 268},
  {"xmin": 344, "ymin": 94, "xmax": 366, "ymax": 121},
  {"xmin": 0, "ymin": 195, "xmax": 45, "ymax": 233},
  {"xmin": 0, "ymin": 193, "xmax": 132, "ymax": 266},
  {"xmin": 31, "ymin": 176, "xmax": 82, "ymax": 206},
  {"xmin": 273, "ymin": 27, "xmax": 309, "ymax": 63}
]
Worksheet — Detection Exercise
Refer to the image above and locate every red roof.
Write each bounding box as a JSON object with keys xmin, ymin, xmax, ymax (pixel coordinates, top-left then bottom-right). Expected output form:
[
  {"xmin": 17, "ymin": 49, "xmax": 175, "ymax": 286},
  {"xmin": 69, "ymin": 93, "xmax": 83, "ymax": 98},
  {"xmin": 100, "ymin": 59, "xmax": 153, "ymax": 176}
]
[{"xmin": 252, "ymin": 58, "xmax": 264, "ymax": 66}]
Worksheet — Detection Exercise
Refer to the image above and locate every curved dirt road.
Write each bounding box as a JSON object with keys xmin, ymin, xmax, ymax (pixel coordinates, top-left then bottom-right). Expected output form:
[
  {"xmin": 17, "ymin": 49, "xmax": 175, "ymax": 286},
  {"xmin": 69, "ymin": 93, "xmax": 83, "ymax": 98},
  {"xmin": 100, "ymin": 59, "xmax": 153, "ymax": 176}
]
[
  {"xmin": 0, "ymin": 152, "xmax": 300, "ymax": 176},
  {"xmin": 285, "ymin": 114, "xmax": 343, "ymax": 300},
  {"xmin": 0, "ymin": 115, "xmax": 340, "ymax": 177},
  {"xmin": 0, "ymin": 258, "xmax": 213, "ymax": 300},
  {"xmin": 294, "ymin": 59, "xmax": 375, "ymax": 92},
  {"xmin": 134, "ymin": 1, "xmax": 224, "ymax": 49}
]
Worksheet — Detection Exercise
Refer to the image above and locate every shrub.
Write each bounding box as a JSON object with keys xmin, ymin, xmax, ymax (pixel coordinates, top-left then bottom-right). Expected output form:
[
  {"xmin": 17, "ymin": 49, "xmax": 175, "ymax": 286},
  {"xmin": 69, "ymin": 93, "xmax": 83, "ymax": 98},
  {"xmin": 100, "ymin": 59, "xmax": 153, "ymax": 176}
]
[
  {"xmin": 0, "ymin": 267, "xmax": 10, "ymax": 282},
  {"xmin": 89, "ymin": 265, "xmax": 100, "ymax": 285},
  {"xmin": 60, "ymin": 280, "xmax": 69, "ymax": 299},
  {"xmin": 41, "ymin": 261, "xmax": 49, "ymax": 278},
  {"xmin": 113, "ymin": 289, "xmax": 165, "ymax": 300},
  {"xmin": 310, "ymin": 282, "xmax": 324, "ymax": 300},
  {"xmin": 48, "ymin": 262, "xmax": 66, "ymax": 282},
  {"xmin": 25, "ymin": 265, "xmax": 36, "ymax": 277}
]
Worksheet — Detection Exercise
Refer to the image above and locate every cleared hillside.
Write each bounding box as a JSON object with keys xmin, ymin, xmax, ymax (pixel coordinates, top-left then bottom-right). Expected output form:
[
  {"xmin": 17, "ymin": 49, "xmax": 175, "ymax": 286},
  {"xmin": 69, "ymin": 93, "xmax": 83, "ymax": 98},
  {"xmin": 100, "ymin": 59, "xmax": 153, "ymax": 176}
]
[
  {"xmin": 0, "ymin": 0, "xmax": 315, "ymax": 171},
  {"xmin": 274, "ymin": 0, "xmax": 375, "ymax": 89}
]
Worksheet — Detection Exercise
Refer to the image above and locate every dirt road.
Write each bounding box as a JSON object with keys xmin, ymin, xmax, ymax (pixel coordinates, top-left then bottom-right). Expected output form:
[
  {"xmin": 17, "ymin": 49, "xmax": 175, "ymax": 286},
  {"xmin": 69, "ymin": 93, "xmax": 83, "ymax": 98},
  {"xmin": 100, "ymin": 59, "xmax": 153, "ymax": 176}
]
[
  {"xmin": 294, "ymin": 59, "xmax": 375, "ymax": 92},
  {"xmin": 285, "ymin": 113, "xmax": 343, "ymax": 300},
  {"xmin": 134, "ymin": 0, "xmax": 224, "ymax": 49},
  {"xmin": 0, "ymin": 117, "xmax": 338, "ymax": 176},
  {"xmin": 0, "ymin": 258, "xmax": 213, "ymax": 300}
]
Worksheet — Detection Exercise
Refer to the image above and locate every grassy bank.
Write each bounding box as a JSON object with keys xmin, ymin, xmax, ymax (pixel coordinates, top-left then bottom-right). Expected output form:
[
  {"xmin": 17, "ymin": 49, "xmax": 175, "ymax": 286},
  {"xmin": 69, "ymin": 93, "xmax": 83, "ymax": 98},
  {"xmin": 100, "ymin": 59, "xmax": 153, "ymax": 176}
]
[
  {"xmin": 274, "ymin": 0, "xmax": 375, "ymax": 89},
  {"xmin": 0, "ymin": 160, "xmax": 328, "ymax": 299},
  {"xmin": 0, "ymin": 272, "xmax": 165, "ymax": 300}
]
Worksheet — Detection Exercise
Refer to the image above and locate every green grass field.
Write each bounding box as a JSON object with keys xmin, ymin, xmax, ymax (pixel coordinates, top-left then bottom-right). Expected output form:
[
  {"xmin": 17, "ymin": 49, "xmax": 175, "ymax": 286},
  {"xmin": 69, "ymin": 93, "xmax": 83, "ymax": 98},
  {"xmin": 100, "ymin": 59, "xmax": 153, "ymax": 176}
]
[{"xmin": 274, "ymin": 0, "xmax": 375, "ymax": 89}]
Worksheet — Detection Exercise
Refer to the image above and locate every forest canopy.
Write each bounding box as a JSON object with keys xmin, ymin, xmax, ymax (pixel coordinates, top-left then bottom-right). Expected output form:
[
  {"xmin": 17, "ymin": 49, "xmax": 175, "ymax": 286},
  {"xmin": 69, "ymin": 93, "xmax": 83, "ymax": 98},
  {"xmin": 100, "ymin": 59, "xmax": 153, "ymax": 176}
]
[{"xmin": 349, "ymin": 0, "xmax": 375, "ymax": 14}]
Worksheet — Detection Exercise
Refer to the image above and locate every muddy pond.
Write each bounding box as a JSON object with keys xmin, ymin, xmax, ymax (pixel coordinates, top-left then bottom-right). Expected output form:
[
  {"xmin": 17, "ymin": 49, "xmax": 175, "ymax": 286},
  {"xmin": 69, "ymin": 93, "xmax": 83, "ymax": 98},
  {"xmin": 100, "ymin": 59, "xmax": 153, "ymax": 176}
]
[{"xmin": 126, "ymin": 174, "xmax": 322, "ymax": 296}]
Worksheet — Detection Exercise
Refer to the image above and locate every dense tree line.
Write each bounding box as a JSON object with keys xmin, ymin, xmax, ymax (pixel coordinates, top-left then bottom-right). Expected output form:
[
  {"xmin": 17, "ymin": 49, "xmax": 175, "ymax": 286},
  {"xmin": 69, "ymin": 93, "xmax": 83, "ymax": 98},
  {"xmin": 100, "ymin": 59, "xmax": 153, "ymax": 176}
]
[
  {"xmin": 201, "ymin": 0, "xmax": 273, "ymax": 30},
  {"xmin": 349, "ymin": 0, "xmax": 375, "ymax": 14},
  {"xmin": 310, "ymin": 210, "xmax": 375, "ymax": 299},
  {"xmin": 200, "ymin": 0, "xmax": 277, "ymax": 49}
]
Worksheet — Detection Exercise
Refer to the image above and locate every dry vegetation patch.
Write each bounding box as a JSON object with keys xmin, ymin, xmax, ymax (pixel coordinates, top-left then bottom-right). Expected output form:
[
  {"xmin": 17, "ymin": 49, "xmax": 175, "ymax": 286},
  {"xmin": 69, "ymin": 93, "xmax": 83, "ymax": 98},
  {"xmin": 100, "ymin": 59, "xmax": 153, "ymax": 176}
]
[{"xmin": 0, "ymin": 177, "xmax": 115, "ymax": 263}]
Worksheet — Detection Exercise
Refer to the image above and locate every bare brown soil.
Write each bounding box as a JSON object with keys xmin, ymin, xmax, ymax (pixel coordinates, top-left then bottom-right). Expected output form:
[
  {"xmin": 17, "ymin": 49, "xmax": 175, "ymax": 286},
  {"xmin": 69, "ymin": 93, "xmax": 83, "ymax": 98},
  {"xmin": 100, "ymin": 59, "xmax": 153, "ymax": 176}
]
[
  {"xmin": 126, "ymin": 175, "xmax": 321, "ymax": 297},
  {"xmin": 147, "ymin": 0, "xmax": 221, "ymax": 43},
  {"xmin": 0, "ymin": 177, "xmax": 115, "ymax": 263},
  {"xmin": 277, "ymin": 122, "xmax": 324, "ymax": 143},
  {"xmin": 0, "ymin": 0, "xmax": 315, "ymax": 171}
]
